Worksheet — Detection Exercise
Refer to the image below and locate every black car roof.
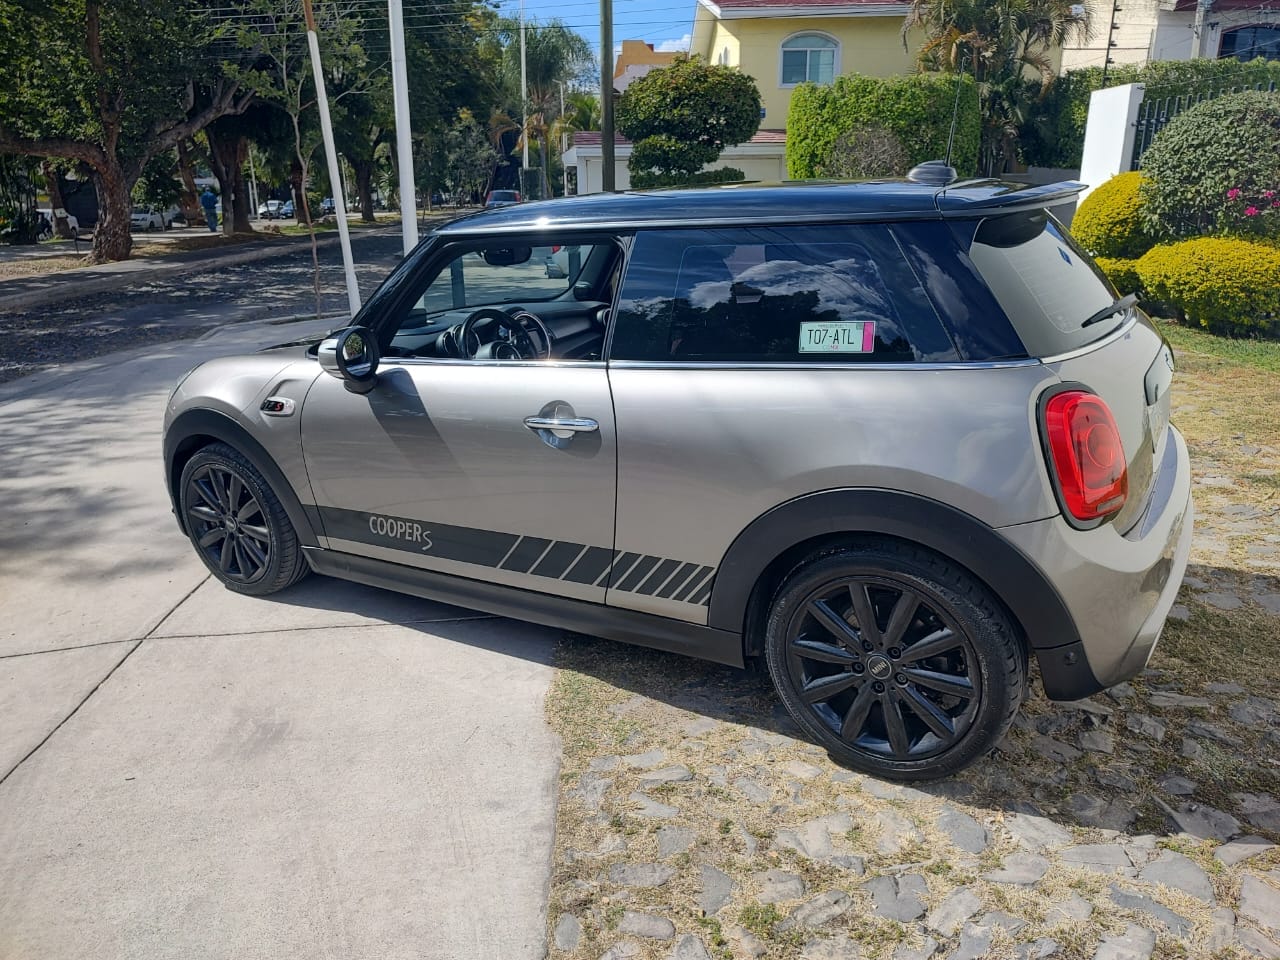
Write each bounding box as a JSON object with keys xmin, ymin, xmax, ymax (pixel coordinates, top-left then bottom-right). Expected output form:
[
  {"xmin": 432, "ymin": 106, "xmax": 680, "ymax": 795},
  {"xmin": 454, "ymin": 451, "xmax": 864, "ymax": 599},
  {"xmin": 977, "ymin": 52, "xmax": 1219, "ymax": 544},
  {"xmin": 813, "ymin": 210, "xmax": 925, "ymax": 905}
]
[{"xmin": 436, "ymin": 178, "xmax": 1086, "ymax": 235}]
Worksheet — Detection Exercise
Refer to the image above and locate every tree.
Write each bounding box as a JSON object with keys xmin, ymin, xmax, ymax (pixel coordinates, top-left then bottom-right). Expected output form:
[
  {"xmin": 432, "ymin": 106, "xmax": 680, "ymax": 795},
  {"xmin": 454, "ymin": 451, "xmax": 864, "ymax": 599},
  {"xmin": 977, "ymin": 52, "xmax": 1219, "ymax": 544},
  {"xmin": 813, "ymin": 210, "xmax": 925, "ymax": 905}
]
[
  {"xmin": 445, "ymin": 110, "xmax": 500, "ymax": 203},
  {"xmin": 0, "ymin": 0, "xmax": 255, "ymax": 261},
  {"xmin": 616, "ymin": 56, "xmax": 761, "ymax": 187},
  {"xmin": 901, "ymin": 0, "xmax": 1092, "ymax": 175},
  {"xmin": 495, "ymin": 18, "xmax": 594, "ymax": 198}
]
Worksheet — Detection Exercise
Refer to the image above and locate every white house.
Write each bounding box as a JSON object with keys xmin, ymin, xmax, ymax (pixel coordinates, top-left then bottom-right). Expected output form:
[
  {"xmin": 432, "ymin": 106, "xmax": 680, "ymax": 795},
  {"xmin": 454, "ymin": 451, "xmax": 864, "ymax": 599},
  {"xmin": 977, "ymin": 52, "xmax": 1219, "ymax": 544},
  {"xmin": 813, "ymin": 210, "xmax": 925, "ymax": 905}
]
[{"xmin": 561, "ymin": 130, "xmax": 789, "ymax": 194}]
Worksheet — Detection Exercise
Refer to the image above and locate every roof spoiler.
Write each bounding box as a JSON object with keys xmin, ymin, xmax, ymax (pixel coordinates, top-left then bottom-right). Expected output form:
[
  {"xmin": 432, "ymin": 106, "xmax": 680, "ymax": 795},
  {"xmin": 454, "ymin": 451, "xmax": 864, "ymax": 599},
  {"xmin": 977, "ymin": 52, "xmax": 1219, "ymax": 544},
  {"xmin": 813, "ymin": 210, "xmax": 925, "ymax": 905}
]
[{"xmin": 935, "ymin": 179, "xmax": 1087, "ymax": 216}]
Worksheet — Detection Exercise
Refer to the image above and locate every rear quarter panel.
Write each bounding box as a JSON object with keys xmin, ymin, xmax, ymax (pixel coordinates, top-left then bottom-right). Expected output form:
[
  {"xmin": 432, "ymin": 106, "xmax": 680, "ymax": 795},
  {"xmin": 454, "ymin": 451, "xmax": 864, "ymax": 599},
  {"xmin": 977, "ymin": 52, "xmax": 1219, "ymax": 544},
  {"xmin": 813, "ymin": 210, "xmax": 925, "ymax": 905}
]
[{"xmin": 607, "ymin": 362, "xmax": 1066, "ymax": 623}]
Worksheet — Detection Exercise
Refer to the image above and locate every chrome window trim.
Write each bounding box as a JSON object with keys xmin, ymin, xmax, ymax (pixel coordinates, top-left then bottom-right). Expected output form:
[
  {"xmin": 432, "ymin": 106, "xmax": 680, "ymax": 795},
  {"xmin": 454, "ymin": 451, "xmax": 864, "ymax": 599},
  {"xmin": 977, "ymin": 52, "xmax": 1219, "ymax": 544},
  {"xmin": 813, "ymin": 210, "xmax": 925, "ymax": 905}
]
[
  {"xmin": 381, "ymin": 357, "xmax": 608, "ymax": 370},
  {"xmin": 605, "ymin": 359, "xmax": 1041, "ymax": 372},
  {"xmin": 1039, "ymin": 314, "xmax": 1138, "ymax": 364}
]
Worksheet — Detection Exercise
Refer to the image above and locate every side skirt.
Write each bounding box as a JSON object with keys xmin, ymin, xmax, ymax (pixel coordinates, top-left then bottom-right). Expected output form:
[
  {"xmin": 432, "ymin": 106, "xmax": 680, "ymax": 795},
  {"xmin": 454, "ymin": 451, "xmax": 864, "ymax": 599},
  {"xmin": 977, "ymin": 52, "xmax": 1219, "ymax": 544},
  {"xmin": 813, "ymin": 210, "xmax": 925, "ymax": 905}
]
[{"xmin": 305, "ymin": 547, "xmax": 746, "ymax": 668}]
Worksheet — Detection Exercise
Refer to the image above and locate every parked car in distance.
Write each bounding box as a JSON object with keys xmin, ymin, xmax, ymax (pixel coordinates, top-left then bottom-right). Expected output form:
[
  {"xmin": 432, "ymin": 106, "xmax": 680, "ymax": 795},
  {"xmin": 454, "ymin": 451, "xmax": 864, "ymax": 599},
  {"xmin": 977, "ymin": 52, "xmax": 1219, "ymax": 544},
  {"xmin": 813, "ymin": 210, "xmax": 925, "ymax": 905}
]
[
  {"xmin": 162, "ymin": 170, "xmax": 1192, "ymax": 781},
  {"xmin": 131, "ymin": 206, "xmax": 167, "ymax": 231},
  {"xmin": 37, "ymin": 208, "xmax": 80, "ymax": 236},
  {"xmin": 281, "ymin": 199, "xmax": 295, "ymax": 218},
  {"xmin": 258, "ymin": 200, "xmax": 283, "ymax": 220},
  {"xmin": 320, "ymin": 197, "xmax": 336, "ymax": 216},
  {"xmin": 484, "ymin": 189, "xmax": 520, "ymax": 209}
]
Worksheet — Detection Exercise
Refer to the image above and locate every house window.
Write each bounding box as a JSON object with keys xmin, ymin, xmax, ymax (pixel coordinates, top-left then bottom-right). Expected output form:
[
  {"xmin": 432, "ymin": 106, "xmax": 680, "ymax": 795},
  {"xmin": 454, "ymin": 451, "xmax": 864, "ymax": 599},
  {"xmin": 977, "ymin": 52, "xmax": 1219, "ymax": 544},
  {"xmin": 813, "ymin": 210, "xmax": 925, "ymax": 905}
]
[
  {"xmin": 1218, "ymin": 25, "xmax": 1280, "ymax": 62},
  {"xmin": 781, "ymin": 33, "xmax": 838, "ymax": 85}
]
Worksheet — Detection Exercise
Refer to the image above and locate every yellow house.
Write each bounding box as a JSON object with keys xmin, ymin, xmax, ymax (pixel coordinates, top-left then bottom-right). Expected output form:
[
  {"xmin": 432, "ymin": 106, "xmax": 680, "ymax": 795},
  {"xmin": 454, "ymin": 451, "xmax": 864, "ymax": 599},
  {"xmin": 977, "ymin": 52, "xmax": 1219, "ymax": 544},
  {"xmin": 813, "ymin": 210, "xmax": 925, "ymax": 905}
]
[
  {"xmin": 690, "ymin": 0, "xmax": 921, "ymax": 127},
  {"xmin": 614, "ymin": 39, "xmax": 681, "ymax": 92}
]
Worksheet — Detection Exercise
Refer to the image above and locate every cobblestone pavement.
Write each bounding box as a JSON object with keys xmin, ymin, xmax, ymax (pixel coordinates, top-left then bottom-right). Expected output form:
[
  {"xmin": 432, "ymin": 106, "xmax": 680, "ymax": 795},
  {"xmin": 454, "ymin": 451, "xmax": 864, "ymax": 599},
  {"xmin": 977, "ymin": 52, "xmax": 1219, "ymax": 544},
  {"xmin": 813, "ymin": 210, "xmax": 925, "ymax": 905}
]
[
  {"xmin": 544, "ymin": 331, "xmax": 1280, "ymax": 960},
  {"xmin": 0, "ymin": 232, "xmax": 404, "ymax": 384}
]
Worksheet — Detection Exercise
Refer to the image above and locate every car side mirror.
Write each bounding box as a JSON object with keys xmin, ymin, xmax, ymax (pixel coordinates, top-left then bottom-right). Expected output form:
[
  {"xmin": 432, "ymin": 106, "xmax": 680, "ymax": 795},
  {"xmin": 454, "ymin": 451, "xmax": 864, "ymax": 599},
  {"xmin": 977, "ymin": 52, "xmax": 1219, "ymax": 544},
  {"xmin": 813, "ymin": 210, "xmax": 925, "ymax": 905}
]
[{"xmin": 318, "ymin": 326, "xmax": 380, "ymax": 394}]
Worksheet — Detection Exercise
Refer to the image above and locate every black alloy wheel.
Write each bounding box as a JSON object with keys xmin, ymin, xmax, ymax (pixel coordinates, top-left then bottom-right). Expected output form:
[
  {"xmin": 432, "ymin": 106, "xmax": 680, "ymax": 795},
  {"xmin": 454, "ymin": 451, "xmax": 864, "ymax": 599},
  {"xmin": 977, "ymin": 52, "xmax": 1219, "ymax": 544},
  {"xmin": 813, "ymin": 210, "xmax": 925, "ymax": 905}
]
[
  {"xmin": 784, "ymin": 576, "xmax": 980, "ymax": 761},
  {"xmin": 185, "ymin": 463, "xmax": 272, "ymax": 584},
  {"xmin": 765, "ymin": 542, "xmax": 1024, "ymax": 780},
  {"xmin": 178, "ymin": 442, "xmax": 309, "ymax": 596}
]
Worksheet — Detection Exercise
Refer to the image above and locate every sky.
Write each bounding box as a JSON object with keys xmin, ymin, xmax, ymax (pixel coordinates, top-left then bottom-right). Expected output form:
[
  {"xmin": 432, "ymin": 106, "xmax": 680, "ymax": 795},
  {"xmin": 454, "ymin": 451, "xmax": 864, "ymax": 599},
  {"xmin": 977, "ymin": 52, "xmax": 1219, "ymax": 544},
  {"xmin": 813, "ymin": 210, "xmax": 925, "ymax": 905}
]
[{"xmin": 493, "ymin": 0, "xmax": 697, "ymax": 59}]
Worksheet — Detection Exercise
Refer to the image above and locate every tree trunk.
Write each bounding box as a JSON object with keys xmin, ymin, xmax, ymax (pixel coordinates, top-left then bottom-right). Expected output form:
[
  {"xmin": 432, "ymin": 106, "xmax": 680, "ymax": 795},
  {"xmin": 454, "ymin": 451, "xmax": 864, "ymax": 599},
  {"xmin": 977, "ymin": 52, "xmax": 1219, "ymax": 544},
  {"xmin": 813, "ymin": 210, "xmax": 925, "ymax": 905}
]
[
  {"xmin": 89, "ymin": 162, "xmax": 133, "ymax": 263},
  {"xmin": 176, "ymin": 140, "xmax": 202, "ymax": 225},
  {"xmin": 231, "ymin": 137, "xmax": 252, "ymax": 233},
  {"xmin": 353, "ymin": 158, "xmax": 375, "ymax": 223},
  {"xmin": 206, "ymin": 127, "xmax": 240, "ymax": 236},
  {"xmin": 539, "ymin": 136, "xmax": 552, "ymax": 201},
  {"xmin": 41, "ymin": 162, "xmax": 75, "ymax": 239}
]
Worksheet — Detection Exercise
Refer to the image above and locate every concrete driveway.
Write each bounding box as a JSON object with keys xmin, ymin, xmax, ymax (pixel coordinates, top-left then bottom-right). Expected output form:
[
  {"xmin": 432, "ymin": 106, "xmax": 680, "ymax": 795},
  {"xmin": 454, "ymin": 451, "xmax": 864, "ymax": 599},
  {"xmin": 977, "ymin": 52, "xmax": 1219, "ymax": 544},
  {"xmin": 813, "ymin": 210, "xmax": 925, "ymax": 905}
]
[{"xmin": 0, "ymin": 318, "xmax": 561, "ymax": 959}]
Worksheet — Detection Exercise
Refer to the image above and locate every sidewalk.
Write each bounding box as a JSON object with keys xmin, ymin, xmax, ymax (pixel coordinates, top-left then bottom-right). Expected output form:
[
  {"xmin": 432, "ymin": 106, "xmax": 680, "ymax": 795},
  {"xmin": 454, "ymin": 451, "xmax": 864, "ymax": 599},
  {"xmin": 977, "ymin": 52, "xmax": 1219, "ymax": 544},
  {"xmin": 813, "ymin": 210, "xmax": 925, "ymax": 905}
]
[{"xmin": 0, "ymin": 218, "xmax": 443, "ymax": 314}]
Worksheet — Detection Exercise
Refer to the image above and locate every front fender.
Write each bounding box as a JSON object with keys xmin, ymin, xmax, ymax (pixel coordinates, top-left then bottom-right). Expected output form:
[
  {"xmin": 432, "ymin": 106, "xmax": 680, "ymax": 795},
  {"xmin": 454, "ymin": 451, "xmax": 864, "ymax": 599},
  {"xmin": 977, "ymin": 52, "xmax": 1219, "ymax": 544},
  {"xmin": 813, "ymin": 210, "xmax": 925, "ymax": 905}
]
[{"xmin": 163, "ymin": 408, "xmax": 321, "ymax": 547}]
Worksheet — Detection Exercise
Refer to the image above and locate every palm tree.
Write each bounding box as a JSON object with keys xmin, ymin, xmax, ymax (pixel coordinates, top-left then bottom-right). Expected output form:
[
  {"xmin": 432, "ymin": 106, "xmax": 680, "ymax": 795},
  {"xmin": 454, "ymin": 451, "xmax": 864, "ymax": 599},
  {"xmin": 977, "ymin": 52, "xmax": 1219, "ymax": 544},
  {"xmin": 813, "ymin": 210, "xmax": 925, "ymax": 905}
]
[
  {"xmin": 494, "ymin": 18, "xmax": 595, "ymax": 198},
  {"xmin": 902, "ymin": 0, "xmax": 1093, "ymax": 174}
]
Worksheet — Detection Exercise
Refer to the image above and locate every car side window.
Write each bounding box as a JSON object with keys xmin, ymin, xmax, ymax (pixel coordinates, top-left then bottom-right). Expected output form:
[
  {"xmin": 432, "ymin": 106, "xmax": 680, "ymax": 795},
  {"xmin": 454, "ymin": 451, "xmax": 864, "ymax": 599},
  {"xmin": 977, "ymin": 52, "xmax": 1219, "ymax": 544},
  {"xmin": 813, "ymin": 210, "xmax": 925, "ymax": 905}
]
[{"xmin": 609, "ymin": 225, "xmax": 957, "ymax": 363}]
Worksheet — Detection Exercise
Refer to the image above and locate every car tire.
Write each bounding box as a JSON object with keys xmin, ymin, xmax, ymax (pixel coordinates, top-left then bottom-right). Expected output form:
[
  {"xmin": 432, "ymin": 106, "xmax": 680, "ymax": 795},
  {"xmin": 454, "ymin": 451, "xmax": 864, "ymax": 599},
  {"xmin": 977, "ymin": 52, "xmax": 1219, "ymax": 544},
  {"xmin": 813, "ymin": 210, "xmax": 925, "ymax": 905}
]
[
  {"xmin": 764, "ymin": 540, "xmax": 1025, "ymax": 781},
  {"xmin": 178, "ymin": 442, "xmax": 310, "ymax": 596}
]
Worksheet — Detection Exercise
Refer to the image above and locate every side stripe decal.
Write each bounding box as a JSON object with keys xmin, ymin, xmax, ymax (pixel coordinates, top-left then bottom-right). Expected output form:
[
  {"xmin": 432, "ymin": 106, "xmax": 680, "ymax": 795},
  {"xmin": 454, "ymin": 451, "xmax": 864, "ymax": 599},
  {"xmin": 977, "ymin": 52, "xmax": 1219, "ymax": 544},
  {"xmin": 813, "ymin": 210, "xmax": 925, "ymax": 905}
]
[{"xmin": 316, "ymin": 506, "xmax": 714, "ymax": 604}]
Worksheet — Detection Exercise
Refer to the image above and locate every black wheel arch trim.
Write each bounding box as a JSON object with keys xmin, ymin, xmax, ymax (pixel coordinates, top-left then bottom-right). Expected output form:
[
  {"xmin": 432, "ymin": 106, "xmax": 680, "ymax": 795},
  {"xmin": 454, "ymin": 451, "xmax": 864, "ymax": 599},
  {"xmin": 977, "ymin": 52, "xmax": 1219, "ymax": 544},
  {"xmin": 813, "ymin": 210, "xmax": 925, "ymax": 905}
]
[
  {"xmin": 164, "ymin": 408, "xmax": 320, "ymax": 548},
  {"xmin": 708, "ymin": 488, "xmax": 1100, "ymax": 701}
]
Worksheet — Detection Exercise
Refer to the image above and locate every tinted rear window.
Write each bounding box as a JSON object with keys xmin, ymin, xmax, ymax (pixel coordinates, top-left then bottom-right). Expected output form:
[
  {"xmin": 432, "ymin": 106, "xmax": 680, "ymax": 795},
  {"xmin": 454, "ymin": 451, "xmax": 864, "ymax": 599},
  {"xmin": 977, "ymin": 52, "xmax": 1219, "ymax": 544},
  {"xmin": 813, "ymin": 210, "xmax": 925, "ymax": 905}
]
[
  {"xmin": 489, "ymin": 191, "xmax": 518, "ymax": 201},
  {"xmin": 956, "ymin": 211, "xmax": 1120, "ymax": 357}
]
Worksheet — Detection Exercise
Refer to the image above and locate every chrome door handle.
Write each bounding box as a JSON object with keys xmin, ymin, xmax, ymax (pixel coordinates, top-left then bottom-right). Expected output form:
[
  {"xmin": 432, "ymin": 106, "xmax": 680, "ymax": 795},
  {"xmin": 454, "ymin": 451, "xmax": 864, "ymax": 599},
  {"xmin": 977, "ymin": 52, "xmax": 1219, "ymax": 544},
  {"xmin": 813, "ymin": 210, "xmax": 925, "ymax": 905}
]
[{"xmin": 523, "ymin": 416, "xmax": 599, "ymax": 433}]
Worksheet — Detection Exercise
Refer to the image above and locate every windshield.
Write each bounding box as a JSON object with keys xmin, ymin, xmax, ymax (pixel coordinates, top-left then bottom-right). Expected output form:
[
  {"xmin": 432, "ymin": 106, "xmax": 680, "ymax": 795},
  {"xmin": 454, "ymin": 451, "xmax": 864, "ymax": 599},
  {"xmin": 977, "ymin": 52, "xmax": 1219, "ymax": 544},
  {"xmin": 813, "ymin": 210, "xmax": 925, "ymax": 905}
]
[
  {"xmin": 961, "ymin": 210, "xmax": 1122, "ymax": 356},
  {"xmin": 489, "ymin": 191, "xmax": 518, "ymax": 201}
]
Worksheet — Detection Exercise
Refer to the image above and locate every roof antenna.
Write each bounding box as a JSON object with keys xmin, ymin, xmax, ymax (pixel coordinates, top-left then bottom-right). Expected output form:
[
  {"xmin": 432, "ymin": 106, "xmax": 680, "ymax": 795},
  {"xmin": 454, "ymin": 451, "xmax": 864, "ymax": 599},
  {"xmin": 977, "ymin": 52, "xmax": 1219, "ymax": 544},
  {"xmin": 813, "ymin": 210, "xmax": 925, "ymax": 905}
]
[
  {"xmin": 944, "ymin": 52, "xmax": 967, "ymax": 171},
  {"xmin": 909, "ymin": 53, "xmax": 964, "ymax": 186}
]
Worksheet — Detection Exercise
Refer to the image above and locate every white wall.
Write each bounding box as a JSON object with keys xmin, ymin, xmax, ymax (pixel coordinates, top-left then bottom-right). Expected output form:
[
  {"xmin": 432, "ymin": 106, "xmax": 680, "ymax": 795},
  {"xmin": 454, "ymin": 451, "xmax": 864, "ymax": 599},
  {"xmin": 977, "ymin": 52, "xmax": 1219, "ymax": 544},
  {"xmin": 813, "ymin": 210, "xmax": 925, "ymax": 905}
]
[
  {"xmin": 571, "ymin": 145, "xmax": 788, "ymax": 194},
  {"xmin": 1078, "ymin": 82, "xmax": 1146, "ymax": 203}
]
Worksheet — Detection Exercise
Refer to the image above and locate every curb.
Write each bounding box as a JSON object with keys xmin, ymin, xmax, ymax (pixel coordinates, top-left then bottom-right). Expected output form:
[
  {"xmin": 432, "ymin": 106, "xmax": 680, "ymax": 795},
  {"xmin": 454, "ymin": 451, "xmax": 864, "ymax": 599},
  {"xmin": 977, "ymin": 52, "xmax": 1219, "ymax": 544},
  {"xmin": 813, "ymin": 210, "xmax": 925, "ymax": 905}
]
[{"xmin": 0, "ymin": 225, "xmax": 403, "ymax": 315}]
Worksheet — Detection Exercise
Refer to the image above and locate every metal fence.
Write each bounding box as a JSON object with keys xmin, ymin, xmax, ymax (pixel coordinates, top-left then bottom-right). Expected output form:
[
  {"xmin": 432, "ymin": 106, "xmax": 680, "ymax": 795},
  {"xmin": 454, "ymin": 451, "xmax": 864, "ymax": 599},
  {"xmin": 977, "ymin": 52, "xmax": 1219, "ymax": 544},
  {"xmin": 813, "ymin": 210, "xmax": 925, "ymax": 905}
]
[{"xmin": 1130, "ymin": 80, "xmax": 1279, "ymax": 169}]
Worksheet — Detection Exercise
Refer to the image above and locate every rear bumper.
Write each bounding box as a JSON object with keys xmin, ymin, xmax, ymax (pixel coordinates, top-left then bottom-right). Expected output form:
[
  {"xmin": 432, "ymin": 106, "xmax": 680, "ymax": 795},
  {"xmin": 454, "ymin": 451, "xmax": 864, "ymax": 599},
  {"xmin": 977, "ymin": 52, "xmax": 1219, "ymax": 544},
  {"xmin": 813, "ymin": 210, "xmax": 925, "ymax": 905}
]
[{"xmin": 1001, "ymin": 425, "xmax": 1193, "ymax": 699}]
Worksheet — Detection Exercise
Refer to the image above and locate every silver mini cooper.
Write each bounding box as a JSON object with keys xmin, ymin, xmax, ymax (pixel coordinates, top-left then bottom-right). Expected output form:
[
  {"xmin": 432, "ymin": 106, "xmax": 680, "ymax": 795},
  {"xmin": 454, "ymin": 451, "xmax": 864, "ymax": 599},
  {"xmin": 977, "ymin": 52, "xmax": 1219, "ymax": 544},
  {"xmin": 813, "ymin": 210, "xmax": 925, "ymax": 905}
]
[{"xmin": 163, "ymin": 175, "xmax": 1192, "ymax": 780}]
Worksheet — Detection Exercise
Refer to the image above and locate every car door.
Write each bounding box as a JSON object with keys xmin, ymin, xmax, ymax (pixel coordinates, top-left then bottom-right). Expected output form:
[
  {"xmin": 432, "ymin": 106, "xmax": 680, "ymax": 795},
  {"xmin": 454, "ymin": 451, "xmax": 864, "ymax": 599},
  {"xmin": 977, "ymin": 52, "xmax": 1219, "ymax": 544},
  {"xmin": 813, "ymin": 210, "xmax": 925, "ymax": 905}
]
[{"xmin": 298, "ymin": 238, "xmax": 619, "ymax": 604}]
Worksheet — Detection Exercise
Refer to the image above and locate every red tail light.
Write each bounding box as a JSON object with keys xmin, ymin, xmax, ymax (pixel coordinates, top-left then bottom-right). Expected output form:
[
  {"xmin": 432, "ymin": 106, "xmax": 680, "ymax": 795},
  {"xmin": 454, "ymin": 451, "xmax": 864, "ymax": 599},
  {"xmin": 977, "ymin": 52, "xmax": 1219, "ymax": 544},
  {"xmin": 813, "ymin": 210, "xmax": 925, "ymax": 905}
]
[
  {"xmin": 514, "ymin": 192, "xmax": 522, "ymax": 202},
  {"xmin": 1044, "ymin": 390, "xmax": 1128, "ymax": 522}
]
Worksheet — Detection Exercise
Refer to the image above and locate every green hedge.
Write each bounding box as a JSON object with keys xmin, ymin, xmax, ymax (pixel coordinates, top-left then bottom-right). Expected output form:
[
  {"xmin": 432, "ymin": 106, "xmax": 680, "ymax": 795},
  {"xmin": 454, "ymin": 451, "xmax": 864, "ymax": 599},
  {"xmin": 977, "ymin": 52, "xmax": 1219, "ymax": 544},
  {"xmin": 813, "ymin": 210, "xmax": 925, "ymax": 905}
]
[
  {"xmin": 630, "ymin": 167, "xmax": 745, "ymax": 189},
  {"xmin": 787, "ymin": 73, "xmax": 980, "ymax": 180},
  {"xmin": 1071, "ymin": 171, "xmax": 1153, "ymax": 259},
  {"xmin": 1022, "ymin": 58, "xmax": 1280, "ymax": 169},
  {"xmin": 1139, "ymin": 91, "xmax": 1280, "ymax": 242},
  {"xmin": 1094, "ymin": 256, "xmax": 1141, "ymax": 296},
  {"xmin": 1135, "ymin": 237, "xmax": 1280, "ymax": 336}
]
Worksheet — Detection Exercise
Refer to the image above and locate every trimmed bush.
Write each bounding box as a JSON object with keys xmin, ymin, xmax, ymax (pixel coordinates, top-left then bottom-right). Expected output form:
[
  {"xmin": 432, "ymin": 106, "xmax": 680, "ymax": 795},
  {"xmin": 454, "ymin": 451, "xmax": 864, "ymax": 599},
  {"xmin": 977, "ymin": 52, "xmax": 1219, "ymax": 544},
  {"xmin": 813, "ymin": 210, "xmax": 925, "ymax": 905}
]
[
  {"xmin": 1094, "ymin": 256, "xmax": 1141, "ymax": 296},
  {"xmin": 1071, "ymin": 172, "xmax": 1152, "ymax": 258},
  {"xmin": 1139, "ymin": 91, "xmax": 1280, "ymax": 242},
  {"xmin": 1135, "ymin": 237, "xmax": 1280, "ymax": 336},
  {"xmin": 1022, "ymin": 58, "xmax": 1280, "ymax": 169},
  {"xmin": 815, "ymin": 124, "xmax": 911, "ymax": 180},
  {"xmin": 787, "ymin": 73, "xmax": 980, "ymax": 179},
  {"xmin": 630, "ymin": 166, "xmax": 745, "ymax": 189}
]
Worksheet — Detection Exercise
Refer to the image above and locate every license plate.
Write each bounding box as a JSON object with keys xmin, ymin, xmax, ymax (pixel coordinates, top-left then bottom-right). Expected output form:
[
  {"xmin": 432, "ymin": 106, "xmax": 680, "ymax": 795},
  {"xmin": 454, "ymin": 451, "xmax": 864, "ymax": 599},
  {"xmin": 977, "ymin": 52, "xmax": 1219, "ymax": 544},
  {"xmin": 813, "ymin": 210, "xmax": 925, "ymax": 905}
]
[{"xmin": 798, "ymin": 320, "xmax": 876, "ymax": 354}]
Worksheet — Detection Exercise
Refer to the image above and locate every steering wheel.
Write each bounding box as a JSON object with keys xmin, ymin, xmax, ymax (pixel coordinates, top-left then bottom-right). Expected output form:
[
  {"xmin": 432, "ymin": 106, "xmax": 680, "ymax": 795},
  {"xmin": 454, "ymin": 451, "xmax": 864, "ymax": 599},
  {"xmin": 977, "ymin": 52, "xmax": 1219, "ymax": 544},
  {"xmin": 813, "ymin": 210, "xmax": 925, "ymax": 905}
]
[{"xmin": 455, "ymin": 307, "xmax": 553, "ymax": 360}]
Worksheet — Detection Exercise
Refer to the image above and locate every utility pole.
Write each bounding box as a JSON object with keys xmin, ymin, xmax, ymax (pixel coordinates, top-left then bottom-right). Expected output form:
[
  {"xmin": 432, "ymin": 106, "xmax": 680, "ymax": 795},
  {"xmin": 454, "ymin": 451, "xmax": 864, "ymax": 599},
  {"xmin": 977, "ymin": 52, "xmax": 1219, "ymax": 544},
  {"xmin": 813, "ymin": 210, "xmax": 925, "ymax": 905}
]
[
  {"xmin": 388, "ymin": 0, "xmax": 419, "ymax": 253},
  {"xmin": 302, "ymin": 0, "xmax": 361, "ymax": 318},
  {"xmin": 520, "ymin": 0, "xmax": 530, "ymax": 198},
  {"xmin": 600, "ymin": 0, "xmax": 614, "ymax": 191},
  {"xmin": 555, "ymin": 78, "xmax": 569, "ymax": 196},
  {"xmin": 248, "ymin": 149, "xmax": 260, "ymax": 219},
  {"xmin": 1192, "ymin": 0, "xmax": 1214, "ymax": 58}
]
